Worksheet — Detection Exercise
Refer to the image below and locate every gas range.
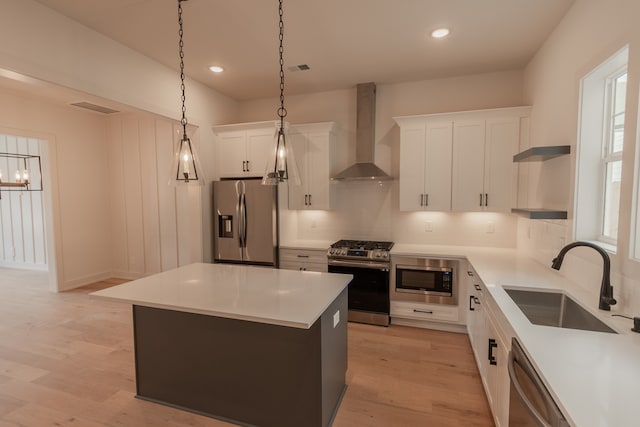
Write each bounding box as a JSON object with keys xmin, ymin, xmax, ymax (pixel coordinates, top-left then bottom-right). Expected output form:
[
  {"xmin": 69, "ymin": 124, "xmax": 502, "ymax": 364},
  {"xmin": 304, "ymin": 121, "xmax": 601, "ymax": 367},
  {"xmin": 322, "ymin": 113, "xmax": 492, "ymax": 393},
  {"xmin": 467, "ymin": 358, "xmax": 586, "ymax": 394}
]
[
  {"xmin": 327, "ymin": 240, "xmax": 394, "ymax": 326},
  {"xmin": 327, "ymin": 240, "xmax": 394, "ymax": 263}
]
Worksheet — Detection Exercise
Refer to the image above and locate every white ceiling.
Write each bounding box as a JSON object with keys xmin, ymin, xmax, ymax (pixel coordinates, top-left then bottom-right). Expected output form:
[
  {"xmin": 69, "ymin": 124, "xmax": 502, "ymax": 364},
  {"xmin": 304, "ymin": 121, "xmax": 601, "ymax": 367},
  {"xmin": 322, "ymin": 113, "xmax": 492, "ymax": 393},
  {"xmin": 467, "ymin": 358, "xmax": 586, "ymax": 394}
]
[{"xmin": 32, "ymin": 0, "xmax": 575, "ymax": 101}]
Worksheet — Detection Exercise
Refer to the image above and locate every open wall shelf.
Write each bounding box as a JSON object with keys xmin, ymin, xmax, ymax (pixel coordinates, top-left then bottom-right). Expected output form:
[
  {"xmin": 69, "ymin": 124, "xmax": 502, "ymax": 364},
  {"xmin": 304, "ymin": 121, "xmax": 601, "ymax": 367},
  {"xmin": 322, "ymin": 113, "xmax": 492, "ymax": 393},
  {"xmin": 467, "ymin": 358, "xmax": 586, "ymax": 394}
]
[
  {"xmin": 513, "ymin": 145, "xmax": 570, "ymax": 162},
  {"xmin": 511, "ymin": 208, "xmax": 567, "ymax": 220}
]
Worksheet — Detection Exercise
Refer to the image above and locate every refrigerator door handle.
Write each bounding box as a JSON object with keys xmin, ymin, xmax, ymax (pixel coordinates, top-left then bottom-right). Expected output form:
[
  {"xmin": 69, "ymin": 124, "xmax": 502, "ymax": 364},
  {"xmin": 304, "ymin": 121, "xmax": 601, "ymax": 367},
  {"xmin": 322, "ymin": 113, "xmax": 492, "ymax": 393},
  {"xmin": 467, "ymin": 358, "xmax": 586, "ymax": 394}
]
[{"xmin": 240, "ymin": 192, "xmax": 247, "ymax": 248}]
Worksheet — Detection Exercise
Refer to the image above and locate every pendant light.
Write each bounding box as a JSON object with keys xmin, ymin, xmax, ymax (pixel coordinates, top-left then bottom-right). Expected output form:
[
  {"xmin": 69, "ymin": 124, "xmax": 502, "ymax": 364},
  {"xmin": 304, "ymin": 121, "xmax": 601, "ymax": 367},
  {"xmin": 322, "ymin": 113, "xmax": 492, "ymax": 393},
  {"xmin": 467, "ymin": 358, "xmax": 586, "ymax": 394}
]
[
  {"xmin": 171, "ymin": 0, "xmax": 202, "ymax": 186},
  {"xmin": 262, "ymin": 0, "xmax": 301, "ymax": 186}
]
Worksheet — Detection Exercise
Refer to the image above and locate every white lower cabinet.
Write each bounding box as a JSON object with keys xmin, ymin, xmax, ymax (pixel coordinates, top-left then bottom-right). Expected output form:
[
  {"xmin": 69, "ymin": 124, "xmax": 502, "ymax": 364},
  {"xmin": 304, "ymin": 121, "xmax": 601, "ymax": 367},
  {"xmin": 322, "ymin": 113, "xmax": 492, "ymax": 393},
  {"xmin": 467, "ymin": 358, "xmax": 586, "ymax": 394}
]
[
  {"xmin": 390, "ymin": 301, "xmax": 459, "ymax": 323},
  {"xmin": 279, "ymin": 248, "xmax": 327, "ymax": 272},
  {"xmin": 467, "ymin": 268, "xmax": 511, "ymax": 427}
]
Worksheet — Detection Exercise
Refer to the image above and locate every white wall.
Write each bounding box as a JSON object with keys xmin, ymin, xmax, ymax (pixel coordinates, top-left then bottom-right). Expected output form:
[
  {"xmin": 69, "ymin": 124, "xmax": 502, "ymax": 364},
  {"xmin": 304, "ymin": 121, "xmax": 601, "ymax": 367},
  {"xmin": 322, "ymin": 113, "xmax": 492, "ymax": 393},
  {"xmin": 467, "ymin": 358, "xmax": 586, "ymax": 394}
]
[
  {"xmin": 0, "ymin": 135, "xmax": 46, "ymax": 269},
  {"xmin": 0, "ymin": 86, "xmax": 112, "ymax": 290},
  {"xmin": 519, "ymin": 0, "xmax": 640, "ymax": 314},
  {"xmin": 0, "ymin": 0, "xmax": 243, "ymax": 285},
  {"xmin": 239, "ymin": 70, "xmax": 524, "ymax": 247},
  {"xmin": 106, "ymin": 114, "xmax": 203, "ymax": 280}
]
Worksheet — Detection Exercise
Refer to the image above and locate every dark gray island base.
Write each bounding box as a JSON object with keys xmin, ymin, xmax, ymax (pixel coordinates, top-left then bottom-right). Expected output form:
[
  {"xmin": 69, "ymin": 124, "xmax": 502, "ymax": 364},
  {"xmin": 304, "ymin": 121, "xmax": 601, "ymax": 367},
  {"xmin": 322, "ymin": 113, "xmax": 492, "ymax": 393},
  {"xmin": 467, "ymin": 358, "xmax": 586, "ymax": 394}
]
[{"xmin": 132, "ymin": 288, "xmax": 348, "ymax": 427}]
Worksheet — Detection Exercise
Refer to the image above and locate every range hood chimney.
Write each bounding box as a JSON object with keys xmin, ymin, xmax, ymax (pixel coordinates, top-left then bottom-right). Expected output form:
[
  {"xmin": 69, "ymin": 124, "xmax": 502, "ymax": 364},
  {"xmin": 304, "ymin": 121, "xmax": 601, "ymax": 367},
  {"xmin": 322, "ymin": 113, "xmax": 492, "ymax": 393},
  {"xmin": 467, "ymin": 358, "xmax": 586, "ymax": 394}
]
[{"xmin": 332, "ymin": 83, "xmax": 392, "ymax": 181}]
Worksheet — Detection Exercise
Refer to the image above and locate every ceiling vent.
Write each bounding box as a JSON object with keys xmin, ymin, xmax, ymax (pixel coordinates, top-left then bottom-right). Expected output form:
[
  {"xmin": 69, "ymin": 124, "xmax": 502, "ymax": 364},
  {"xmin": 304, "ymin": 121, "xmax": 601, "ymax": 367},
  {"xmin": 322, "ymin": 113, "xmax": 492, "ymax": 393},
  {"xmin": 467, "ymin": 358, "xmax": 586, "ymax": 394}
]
[
  {"xmin": 70, "ymin": 101, "xmax": 120, "ymax": 114},
  {"xmin": 287, "ymin": 64, "xmax": 310, "ymax": 72}
]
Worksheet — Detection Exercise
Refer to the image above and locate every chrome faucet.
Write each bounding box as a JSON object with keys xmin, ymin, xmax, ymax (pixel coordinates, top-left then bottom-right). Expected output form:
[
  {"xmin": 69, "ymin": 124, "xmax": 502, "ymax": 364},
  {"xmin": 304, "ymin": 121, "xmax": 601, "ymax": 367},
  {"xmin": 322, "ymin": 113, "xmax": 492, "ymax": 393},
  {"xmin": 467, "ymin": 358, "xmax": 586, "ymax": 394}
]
[{"xmin": 551, "ymin": 241, "xmax": 617, "ymax": 310}]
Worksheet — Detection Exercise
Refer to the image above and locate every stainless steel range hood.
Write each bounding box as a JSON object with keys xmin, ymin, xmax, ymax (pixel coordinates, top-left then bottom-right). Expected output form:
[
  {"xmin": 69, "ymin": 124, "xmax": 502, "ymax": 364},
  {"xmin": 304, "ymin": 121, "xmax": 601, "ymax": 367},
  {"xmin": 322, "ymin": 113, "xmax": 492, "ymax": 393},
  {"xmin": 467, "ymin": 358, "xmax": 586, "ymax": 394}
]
[{"xmin": 332, "ymin": 83, "xmax": 392, "ymax": 181}]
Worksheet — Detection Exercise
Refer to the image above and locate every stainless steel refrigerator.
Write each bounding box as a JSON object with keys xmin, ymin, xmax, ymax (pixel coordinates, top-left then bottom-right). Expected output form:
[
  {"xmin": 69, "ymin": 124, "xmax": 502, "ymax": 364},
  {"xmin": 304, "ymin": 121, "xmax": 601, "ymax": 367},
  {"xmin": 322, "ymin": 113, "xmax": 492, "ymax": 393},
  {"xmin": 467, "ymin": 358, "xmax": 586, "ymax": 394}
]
[{"xmin": 213, "ymin": 179, "xmax": 278, "ymax": 266}]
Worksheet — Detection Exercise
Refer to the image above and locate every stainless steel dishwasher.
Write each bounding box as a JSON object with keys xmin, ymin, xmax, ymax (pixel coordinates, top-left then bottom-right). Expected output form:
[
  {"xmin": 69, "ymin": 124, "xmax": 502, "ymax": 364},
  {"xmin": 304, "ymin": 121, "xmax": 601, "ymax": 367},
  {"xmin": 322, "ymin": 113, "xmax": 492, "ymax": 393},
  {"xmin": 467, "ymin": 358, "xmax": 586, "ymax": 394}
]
[{"xmin": 508, "ymin": 338, "xmax": 569, "ymax": 426}]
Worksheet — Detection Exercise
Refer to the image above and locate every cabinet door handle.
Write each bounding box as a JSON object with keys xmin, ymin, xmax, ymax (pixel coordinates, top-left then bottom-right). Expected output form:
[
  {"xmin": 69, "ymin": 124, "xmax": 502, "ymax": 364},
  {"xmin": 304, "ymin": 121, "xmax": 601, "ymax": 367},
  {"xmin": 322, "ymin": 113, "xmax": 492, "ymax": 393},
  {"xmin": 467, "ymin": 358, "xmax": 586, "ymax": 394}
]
[
  {"xmin": 469, "ymin": 295, "xmax": 475, "ymax": 311},
  {"xmin": 420, "ymin": 194, "xmax": 424, "ymax": 206},
  {"xmin": 485, "ymin": 193, "xmax": 488, "ymax": 207},
  {"xmin": 242, "ymin": 161, "xmax": 246, "ymax": 172},
  {"xmin": 474, "ymin": 284, "xmax": 481, "ymax": 291},
  {"xmin": 308, "ymin": 194, "xmax": 312, "ymax": 206},
  {"xmin": 488, "ymin": 338, "xmax": 498, "ymax": 365},
  {"xmin": 246, "ymin": 160, "xmax": 250, "ymax": 172},
  {"xmin": 304, "ymin": 194, "xmax": 308, "ymax": 206},
  {"xmin": 467, "ymin": 271, "xmax": 474, "ymax": 277},
  {"xmin": 479, "ymin": 193, "xmax": 483, "ymax": 206},
  {"xmin": 413, "ymin": 309, "xmax": 434, "ymax": 314}
]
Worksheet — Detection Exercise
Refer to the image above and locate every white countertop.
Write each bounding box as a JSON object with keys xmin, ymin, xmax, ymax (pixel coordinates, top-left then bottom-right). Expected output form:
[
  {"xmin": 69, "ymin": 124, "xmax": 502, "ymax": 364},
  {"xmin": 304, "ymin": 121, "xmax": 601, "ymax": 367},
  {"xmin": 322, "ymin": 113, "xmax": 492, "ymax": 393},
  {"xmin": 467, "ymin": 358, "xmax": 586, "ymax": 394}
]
[
  {"xmin": 91, "ymin": 263, "xmax": 352, "ymax": 329},
  {"xmin": 392, "ymin": 244, "xmax": 640, "ymax": 427}
]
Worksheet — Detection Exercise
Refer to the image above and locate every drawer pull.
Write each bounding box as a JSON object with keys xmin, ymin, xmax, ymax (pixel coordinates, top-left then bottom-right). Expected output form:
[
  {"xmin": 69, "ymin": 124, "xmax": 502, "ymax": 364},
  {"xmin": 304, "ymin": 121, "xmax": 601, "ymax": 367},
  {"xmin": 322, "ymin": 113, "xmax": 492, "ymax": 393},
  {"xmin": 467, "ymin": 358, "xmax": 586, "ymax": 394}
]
[
  {"xmin": 474, "ymin": 284, "xmax": 481, "ymax": 291},
  {"xmin": 296, "ymin": 255, "xmax": 310, "ymax": 258},
  {"xmin": 413, "ymin": 309, "xmax": 434, "ymax": 314},
  {"xmin": 488, "ymin": 338, "xmax": 498, "ymax": 365},
  {"xmin": 467, "ymin": 271, "xmax": 474, "ymax": 277}
]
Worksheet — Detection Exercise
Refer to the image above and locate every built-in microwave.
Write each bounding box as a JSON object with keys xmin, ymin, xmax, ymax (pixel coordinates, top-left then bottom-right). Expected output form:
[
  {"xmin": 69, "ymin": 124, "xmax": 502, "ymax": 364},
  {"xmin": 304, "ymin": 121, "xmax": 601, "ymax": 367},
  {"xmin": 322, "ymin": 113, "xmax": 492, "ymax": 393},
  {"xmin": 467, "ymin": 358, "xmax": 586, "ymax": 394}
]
[{"xmin": 391, "ymin": 257, "xmax": 459, "ymax": 305}]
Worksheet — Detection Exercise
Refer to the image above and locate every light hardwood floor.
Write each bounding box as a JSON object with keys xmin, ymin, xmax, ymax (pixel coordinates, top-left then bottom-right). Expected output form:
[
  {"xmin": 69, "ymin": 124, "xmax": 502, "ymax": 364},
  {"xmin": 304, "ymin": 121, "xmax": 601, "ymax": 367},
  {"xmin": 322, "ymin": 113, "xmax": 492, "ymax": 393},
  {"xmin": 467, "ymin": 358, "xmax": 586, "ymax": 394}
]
[{"xmin": 0, "ymin": 269, "xmax": 493, "ymax": 426}]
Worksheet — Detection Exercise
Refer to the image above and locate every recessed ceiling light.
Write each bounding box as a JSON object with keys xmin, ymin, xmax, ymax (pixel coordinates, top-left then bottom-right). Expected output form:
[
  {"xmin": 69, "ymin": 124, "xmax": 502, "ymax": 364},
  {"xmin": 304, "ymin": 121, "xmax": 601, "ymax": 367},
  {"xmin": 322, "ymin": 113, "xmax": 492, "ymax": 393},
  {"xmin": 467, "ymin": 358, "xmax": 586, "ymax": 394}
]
[
  {"xmin": 209, "ymin": 66, "xmax": 224, "ymax": 73},
  {"xmin": 431, "ymin": 28, "xmax": 450, "ymax": 39}
]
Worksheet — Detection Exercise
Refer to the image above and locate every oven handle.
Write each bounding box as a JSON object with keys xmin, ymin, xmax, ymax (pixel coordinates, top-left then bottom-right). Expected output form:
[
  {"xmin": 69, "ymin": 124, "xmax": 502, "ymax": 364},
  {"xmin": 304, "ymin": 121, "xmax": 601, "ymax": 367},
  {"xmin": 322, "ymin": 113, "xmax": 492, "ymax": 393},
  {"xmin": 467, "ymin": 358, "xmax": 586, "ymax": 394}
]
[{"xmin": 328, "ymin": 259, "xmax": 390, "ymax": 271}]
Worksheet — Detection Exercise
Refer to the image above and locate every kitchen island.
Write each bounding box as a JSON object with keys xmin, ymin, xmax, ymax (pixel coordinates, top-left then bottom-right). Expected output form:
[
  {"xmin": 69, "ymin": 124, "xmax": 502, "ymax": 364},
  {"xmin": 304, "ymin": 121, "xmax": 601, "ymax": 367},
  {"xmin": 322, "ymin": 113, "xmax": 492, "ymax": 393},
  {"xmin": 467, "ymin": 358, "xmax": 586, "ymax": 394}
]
[{"xmin": 91, "ymin": 263, "xmax": 352, "ymax": 427}]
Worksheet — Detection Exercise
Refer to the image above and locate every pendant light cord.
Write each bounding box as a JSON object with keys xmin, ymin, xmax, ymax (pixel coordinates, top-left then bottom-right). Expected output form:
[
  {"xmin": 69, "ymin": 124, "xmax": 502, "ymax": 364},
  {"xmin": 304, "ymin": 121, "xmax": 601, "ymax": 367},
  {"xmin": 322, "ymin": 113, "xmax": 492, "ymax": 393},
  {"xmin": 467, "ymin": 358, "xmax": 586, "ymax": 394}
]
[
  {"xmin": 277, "ymin": 0, "xmax": 287, "ymax": 129},
  {"xmin": 178, "ymin": 0, "xmax": 188, "ymax": 138}
]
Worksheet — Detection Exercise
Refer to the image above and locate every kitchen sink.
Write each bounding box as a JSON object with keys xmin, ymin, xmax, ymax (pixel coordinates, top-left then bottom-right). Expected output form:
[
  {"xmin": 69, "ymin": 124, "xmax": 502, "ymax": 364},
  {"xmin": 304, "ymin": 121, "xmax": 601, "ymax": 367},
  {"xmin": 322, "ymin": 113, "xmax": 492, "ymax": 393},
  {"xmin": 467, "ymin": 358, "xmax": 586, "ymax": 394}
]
[{"xmin": 504, "ymin": 288, "xmax": 617, "ymax": 334}]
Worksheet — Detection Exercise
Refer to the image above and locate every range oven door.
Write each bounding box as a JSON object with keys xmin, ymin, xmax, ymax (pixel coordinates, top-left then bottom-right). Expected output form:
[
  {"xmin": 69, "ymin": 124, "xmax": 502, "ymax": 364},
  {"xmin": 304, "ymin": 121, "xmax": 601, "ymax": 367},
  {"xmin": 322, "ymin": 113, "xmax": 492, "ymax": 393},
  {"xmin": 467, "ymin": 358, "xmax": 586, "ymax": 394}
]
[{"xmin": 328, "ymin": 260, "xmax": 390, "ymax": 326}]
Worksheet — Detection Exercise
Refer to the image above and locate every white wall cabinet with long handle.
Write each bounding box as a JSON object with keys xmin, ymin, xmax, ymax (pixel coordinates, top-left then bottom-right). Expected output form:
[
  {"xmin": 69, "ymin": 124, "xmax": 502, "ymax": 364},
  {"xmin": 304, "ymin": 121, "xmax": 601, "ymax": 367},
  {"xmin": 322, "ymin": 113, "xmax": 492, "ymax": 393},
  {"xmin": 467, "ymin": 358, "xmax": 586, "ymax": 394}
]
[
  {"xmin": 213, "ymin": 121, "xmax": 276, "ymax": 178},
  {"xmin": 452, "ymin": 115, "xmax": 526, "ymax": 212},
  {"xmin": 395, "ymin": 117, "xmax": 453, "ymax": 211},
  {"xmin": 287, "ymin": 122, "xmax": 337, "ymax": 210},
  {"xmin": 395, "ymin": 107, "xmax": 530, "ymax": 213}
]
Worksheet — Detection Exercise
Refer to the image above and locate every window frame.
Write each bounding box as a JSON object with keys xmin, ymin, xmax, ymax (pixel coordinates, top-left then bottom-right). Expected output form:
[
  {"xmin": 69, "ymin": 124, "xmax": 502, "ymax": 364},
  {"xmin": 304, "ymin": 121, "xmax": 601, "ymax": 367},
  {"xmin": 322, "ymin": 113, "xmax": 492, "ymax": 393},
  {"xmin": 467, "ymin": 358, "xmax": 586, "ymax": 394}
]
[
  {"xmin": 598, "ymin": 69, "xmax": 626, "ymax": 245},
  {"xmin": 575, "ymin": 46, "xmax": 629, "ymax": 253}
]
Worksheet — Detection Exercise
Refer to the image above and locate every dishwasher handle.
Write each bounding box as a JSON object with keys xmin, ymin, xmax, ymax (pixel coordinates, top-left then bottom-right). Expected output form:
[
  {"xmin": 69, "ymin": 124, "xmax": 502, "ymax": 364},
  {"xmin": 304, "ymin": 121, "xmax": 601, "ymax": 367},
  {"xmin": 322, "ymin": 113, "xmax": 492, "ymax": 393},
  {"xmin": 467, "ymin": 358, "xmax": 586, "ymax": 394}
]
[{"xmin": 508, "ymin": 340, "xmax": 568, "ymax": 427}]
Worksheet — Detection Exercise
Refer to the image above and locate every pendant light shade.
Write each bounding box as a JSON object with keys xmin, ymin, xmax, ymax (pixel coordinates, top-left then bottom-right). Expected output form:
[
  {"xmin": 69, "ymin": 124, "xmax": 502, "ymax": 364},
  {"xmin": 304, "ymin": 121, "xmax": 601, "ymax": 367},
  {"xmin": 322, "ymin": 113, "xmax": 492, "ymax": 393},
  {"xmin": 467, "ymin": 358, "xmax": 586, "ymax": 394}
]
[
  {"xmin": 171, "ymin": 0, "xmax": 203, "ymax": 186},
  {"xmin": 262, "ymin": 0, "xmax": 300, "ymax": 186},
  {"xmin": 262, "ymin": 121, "xmax": 300, "ymax": 185},
  {"xmin": 172, "ymin": 130, "xmax": 203, "ymax": 184}
]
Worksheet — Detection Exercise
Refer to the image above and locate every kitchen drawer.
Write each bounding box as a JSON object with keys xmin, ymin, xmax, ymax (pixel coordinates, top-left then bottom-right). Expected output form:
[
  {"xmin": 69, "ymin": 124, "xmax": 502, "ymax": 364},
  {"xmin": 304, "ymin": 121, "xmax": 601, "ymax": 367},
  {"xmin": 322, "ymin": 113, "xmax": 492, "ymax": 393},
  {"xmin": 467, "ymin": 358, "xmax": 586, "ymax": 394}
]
[
  {"xmin": 279, "ymin": 248, "xmax": 328, "ymax": 272},
  {"xmin": 391, "ymin": 301, "xmax": 460, "ymax": 323},
  {"xmin": 280, "ymin": 248, "xmax": 327, "ymax": 263}
]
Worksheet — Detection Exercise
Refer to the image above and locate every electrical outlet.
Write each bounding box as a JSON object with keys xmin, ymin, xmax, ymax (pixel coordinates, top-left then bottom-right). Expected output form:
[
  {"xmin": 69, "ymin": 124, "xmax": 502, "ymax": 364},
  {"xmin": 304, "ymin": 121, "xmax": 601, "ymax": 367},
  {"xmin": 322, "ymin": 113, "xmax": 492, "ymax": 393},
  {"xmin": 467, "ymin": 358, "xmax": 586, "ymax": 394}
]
[
  {"xmin": 486, "ymin": 222, "xmax": 495, "ymax": 233},
  {"xmin": 424, "ymin": 221, "xmax": 433, "ymax": 232}
]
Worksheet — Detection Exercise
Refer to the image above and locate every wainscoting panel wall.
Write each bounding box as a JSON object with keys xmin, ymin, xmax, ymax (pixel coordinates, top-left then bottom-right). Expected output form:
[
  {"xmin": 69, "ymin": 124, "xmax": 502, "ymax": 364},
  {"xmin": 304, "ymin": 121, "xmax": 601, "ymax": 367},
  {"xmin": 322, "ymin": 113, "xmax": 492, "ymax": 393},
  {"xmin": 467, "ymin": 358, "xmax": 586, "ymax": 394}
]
[
  {"xmin": 107, "ymin": 114, "xmax": 203, "ymax": 279},
  {"xmin": 0, "ymin": 134, "xmax": 46, "ymax": 269}
]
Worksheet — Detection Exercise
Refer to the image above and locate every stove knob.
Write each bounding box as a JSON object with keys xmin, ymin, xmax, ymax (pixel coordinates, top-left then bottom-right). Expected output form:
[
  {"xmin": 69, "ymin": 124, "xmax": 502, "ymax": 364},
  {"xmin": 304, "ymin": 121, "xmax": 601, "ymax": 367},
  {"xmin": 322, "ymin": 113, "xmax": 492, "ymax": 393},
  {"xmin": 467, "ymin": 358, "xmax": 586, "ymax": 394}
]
[
  {"xmin": 375, "ymin": 252, "xmax": 381, "ymax": 258},
  {"xmin": 382, "ymin": 253, "xmax": 388, "ymax": 258},
  {"xmin": 329, "ymin": 249, "xmax": 335, "ymax": 255}
]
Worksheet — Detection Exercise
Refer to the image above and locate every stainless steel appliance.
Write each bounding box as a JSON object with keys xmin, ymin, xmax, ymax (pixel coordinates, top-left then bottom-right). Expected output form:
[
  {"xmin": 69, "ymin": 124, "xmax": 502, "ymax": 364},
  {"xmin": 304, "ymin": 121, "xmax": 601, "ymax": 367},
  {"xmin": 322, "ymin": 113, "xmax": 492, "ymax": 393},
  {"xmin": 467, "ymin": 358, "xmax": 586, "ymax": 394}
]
[
  {"xmin": 327, "ymin": 240, "xmax": 393, "ymax": 326},
  {"xmin": 213, "ymin": 179, "xmax": 278, "ymax": 266},
  {"xmin": 391, "ymin": 257, "xmax": 459, "ymax": 305},
  {"xmin": 508, "ymin": 338, "xmax": 569, "ymax": 426}
]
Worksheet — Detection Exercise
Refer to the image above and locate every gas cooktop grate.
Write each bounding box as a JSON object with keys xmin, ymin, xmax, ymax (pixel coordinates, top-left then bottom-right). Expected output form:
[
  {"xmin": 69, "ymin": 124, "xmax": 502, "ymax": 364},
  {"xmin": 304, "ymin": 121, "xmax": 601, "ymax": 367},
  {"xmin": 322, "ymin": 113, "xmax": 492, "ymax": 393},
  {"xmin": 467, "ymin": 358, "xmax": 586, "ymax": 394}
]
[{"xmin": 330, "ymin": 240, "xmax": 394, "ymax": 251}]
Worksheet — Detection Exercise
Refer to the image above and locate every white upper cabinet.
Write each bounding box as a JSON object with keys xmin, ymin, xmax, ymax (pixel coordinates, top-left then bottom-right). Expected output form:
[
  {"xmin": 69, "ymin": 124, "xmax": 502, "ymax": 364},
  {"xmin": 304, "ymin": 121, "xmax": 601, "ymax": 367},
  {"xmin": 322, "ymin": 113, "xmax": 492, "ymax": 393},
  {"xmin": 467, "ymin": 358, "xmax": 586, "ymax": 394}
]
[
  {"xmin": 287, "ymin": 122, "xmax": 337, "ymax": 210},
  {"xmin": 213, "ymin": 121, "xmax": 276, "ymax": 178},
  {"xmin": 397, "ymin": 107, "xmax": 529, "ymax": 213},
  {"xmin": 452, "ymin": 110, "xmax": 528, "ymax": 212},
  {"xmin": 396, "ymin": 117, "xmax": 452, "ymax": 211}
]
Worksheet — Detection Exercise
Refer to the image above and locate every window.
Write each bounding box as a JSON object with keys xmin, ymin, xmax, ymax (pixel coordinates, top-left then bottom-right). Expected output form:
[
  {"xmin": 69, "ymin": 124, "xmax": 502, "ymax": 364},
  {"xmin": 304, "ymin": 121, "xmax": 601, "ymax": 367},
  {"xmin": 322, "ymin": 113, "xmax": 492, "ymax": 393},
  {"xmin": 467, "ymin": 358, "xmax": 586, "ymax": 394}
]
[
  {"xmin": 575, "ymin": 47, "xmax": 628, "ymax": 251},
  {"xmin": 601, "ymin": 71, "xmax": 626, "ymax": 243}
]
